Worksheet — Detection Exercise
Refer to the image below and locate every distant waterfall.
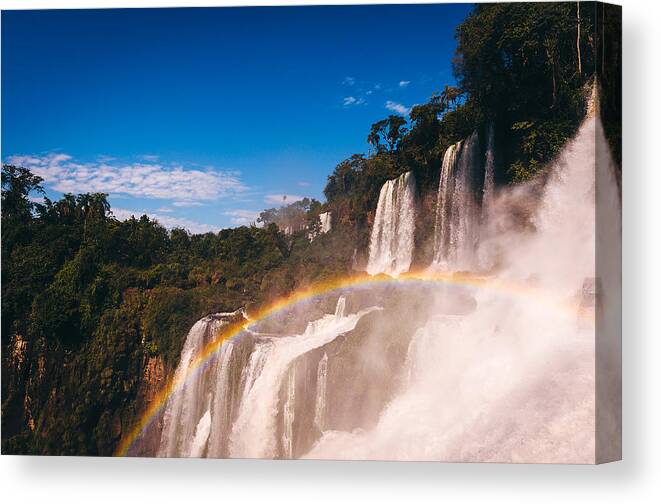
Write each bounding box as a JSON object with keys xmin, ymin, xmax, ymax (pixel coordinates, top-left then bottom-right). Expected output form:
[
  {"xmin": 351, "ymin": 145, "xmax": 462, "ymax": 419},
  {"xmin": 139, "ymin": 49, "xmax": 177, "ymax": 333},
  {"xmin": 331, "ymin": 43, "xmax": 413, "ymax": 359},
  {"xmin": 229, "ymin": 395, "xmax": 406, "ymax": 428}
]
[
  {"xmin": 366, "ymin": 171, "xmax": 417, "ymax": 276},
  {"xmin": 309, "ymin": 212, "xmax": 332, "ymax": 241},
  {"xmin": 433, "ymin": 125, "xmax": 494, "ymax": 270},
  {"xmin": 319, "ymin": 212, "xmax": 332, "ymax": 234}
]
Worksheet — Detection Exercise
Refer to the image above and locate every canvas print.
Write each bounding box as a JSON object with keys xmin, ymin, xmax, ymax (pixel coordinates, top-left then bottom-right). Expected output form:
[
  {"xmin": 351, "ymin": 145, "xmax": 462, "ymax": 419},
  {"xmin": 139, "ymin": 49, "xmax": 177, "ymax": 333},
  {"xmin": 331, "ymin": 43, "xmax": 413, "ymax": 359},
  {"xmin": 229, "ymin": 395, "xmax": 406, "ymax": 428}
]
[{"xmin": 1, "ymin": 2, "xmax": 621, "ymax": 463}]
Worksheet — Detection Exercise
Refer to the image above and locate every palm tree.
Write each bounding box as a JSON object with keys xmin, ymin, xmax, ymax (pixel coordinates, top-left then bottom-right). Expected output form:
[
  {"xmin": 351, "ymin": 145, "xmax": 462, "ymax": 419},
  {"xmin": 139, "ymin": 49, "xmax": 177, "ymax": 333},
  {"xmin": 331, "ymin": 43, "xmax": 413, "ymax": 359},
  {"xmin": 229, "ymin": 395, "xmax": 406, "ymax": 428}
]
[{"xmin": 440, "ymin": 85, "xmax": 463, "ymax": 110}]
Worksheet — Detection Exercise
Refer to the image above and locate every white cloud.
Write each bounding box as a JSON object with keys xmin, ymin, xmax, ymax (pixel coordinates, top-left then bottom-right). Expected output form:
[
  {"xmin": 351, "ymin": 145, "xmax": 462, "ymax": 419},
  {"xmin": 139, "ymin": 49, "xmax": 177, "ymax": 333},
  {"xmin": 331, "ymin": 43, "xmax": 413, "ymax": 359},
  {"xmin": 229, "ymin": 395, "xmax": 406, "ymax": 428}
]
[
  {"xmin": 342, "ymin": 96, "xmax": 365, "ymax": 107},
  {"xmin": 7, "ymin": 153, "xmax": 246, "ymax": 204},
  {"xmin": 172, "ymin": 200, "xmax": 204, "ymax": 207},
  {"xmin": 385, "ymin": 100, "xmax": 411, "ymax": 115},
  {"xmin": 342, "ymin": 76, "xmax": 355, "ymax": 86},
  {"xmin": 224, "ymin": 209, "xmax": 261, "ymax": 226},
  {"xmin": 264, "ymin": 194, "xmax": 305, "ymax": 205},
  {"xmin": 297, "ymin": 181, "xmax": 311, "ymax": 187},
  {"xmin": 140, "ymin": 154, "xmax": 160, "ymax": 162},
  {"xmin": 111, "ymin": 207, "xmax": 219, "ymax": 234},
  {"xmin": 399, "ymin": 80, "xmax": 411, "ymax": 87}
]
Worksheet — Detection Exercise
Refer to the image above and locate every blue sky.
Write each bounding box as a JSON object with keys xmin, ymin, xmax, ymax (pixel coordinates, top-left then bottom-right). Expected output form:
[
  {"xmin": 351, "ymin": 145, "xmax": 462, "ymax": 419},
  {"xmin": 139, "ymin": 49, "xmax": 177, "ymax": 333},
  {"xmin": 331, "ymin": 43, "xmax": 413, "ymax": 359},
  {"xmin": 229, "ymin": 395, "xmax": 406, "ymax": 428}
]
[{"xmin": 2, "ymin": 4, "xmax": 472, "ymax": 232}]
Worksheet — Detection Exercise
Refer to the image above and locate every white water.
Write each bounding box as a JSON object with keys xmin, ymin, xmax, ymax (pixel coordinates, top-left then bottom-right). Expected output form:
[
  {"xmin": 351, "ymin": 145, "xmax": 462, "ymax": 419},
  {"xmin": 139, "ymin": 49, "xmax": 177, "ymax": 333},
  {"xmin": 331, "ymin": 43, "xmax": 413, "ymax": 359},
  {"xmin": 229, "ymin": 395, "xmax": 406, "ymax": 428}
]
[
  {"xmin": 188, "ymin": 410, "xmax": 211, "ymax": 458},
  {"xmin": 319, "ymin": 212, "xmax": 332, "ymax": 234},
  {"xmin": 158, "ymin": 314, "xmax": 239, "ymax": 458},
  {"xmin": 229, "ymin": 296, "xmax": 378, "ymax": 458},
  {"xmin": 482, "ymin": 122, "xmax": 495, "ymax": 218},
  {"xmin": 366, "ymin": 171, "xmax": 417, "ymax": 276},
  {"xmin": 205, "ymin": 342, "xmax": 235, "ymax": 458},
  {"xmin": 313, "ymin": 353, "xmax": 329, "ymax": 432},
  {"xmin": 281, "ymin": 366, "xmax": 296, "ymax": 459},
  {"xmin": 433, "ymin": 131, "xmax": 486, "ymax": 270},
  {"xmin": 309, "ymin": 211, "xmax": 332, "ymax": 240}
]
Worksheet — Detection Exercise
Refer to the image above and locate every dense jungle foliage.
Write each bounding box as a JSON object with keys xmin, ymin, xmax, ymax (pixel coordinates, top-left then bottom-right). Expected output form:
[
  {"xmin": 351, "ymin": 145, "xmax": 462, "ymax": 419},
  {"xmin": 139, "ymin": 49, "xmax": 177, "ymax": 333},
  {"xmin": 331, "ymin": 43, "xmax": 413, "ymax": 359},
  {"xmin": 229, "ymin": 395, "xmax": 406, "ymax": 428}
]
[{"xmin": 1, "ymin": 2, "xmax": 620, "ymax": 455}]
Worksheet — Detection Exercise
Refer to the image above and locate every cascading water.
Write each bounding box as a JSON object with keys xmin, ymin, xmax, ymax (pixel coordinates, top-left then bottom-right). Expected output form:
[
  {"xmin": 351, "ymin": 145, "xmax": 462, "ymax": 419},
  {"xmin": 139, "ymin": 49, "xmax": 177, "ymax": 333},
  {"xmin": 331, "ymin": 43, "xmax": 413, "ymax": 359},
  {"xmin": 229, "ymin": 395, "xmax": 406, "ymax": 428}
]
[
  {"xmin": 154, "ymin": 296, "xmax": 380, "ymax": 459},
  {"xmin": 309, "ymin": 211, "xmax": 332, "ymax": 240},
  {"xmin": 482, "ymin": 122, "xmax": 495, "ymax": 217},
  {"xmin": 281, "ymin": 366, "xmax": 296, "ymax": 459},
  {"xmin": 319, "ymin": 212, "xmax": 332, "ymax": 234},
  {"xmin": 366, "ymin": 171, "xmax": 417, "ymax": 276},
  {"xmin": 313, "ymin": 352, "xmax": 328, "ymax": 432},
  {"xmin": 433, "ymin": 131, "xmax": 486, "ymax": 270},
  {"xmin": 158, "ymin": 311, "xmax": 245, "ymax": 458},
  {"xmin": 229, "ymin": 295, "xmax": 378, "ymax": 459}
]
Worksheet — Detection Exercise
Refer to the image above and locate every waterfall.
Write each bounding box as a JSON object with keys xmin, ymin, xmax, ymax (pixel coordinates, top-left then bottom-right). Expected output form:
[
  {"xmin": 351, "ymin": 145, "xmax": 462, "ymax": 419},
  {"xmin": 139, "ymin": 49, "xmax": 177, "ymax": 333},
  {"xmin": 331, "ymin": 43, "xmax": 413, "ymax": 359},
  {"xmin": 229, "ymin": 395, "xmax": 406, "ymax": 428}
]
[
  {"xmin": 319, "ymin": 212, "xmax": 332, "ymax": 234},
  {"xmin": 433, "ymin": 131, "xmax": 485, "ymax": 270},
  {"xmin": 188, "ymin": 410, "xmax": 211, "ymax": 458},
  {"xmin": 158, "ymin": 312, "xmax": 244, "ymax": 458},
  {"xmin": 482, "ymin": 122, "xmax": 495, "ymax": 217},
  {"xmin": 313, "ymin": 353, "xmax": 328, "ymax": 432},
  {"xmin": 308, "ymin": 211, "xmax": 332, "ymax": 240},
  {"xmin": 282, "ymin": 366, "xmax": 296, "ymax": 459},
  {"xmin": 205, "ymin": 342, "xmax": 235, "ymax": 458},
  {"xmin": 366, "ymin": 171, "xmax": 417, "ymax": 276},
  {"xmin": 154, "ymin": 296, "xmax": 379, "ymax": 459},
  {"xmin": 229, "ymin": 295, "xmax": 378, "ymax": 458}
]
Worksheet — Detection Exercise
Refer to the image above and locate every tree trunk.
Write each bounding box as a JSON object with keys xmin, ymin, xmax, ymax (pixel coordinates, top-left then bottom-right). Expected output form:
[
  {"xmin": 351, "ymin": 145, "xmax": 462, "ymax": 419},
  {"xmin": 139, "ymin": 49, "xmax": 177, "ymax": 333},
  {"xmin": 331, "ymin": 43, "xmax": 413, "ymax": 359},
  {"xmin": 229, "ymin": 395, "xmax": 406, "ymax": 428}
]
[
  {"xmin": 546, "ymin": 45, "xmax": 557, "ymax": 108},
  {"xmin": 577, "ymin": 1, "xmax": 583, "ymax": 77}
]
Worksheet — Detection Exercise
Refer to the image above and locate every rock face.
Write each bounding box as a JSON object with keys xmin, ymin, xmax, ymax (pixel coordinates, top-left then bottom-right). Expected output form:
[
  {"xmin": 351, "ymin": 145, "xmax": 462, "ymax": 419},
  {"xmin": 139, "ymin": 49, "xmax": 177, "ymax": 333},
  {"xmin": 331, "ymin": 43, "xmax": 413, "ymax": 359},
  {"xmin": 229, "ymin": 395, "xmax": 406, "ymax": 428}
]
[
  {"xmin": 142, "ymin": 356, "xmax": 165, "ymax": 405},
  {"xmin": 127, "ymin": 354, "xmax": 167, "ymax": 455}
]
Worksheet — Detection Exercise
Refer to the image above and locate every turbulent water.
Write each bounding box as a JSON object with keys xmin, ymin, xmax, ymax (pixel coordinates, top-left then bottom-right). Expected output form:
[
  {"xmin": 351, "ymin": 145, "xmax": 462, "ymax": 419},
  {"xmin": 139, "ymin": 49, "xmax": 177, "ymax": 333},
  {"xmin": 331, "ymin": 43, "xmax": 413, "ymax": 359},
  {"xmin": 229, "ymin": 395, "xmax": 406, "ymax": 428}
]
[
  {"xmin": 142, "ymin": 105, "xmax": 619, "ymax": 463},
  {"xmin": 366, "ymin": 171, "xmax": 417, "ymax": 276}
]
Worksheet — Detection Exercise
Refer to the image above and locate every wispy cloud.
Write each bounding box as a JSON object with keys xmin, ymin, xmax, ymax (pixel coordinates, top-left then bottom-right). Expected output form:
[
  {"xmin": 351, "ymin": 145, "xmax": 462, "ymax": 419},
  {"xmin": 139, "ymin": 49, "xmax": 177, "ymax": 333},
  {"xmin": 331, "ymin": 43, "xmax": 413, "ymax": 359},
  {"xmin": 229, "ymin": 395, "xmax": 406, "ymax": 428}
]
[
  {"xmin": 224, "ymin": 209, "xmax": 261, "ymax": 226},
  {"xmin": 171, "ymin": 200, "xmax": 204, "ymax": 207},
  {"xmin": 342, "ymin": 96, "xmax": 365, "ymax": 107},
  {"xmin": 342, "ymin": 76, "xmax": 355, "ymax": 86},
  {"xmin": 140, "ymin": 154, "xmax": 160, "ymax": 162},
  {"xmin": 399, "ymin": 80, "xmax": 411, "ymax": 88},
  {"xmin": 111, "ymin": 207, "xmax": 218, "ymax": 234},
  {"xmin": 7, "ymin": 153, "xmax": 246, "ymax": 204},
  {"xmin": 385, "ymin": 100, "xmax": 411, "ymax": 116},
  {"xmin": 297, "ymin": 181, "xmax": 311, "ymax": 187},
  {"xmin": 264, "ymin": 194, "xmax": 305, "ymax": 205}
]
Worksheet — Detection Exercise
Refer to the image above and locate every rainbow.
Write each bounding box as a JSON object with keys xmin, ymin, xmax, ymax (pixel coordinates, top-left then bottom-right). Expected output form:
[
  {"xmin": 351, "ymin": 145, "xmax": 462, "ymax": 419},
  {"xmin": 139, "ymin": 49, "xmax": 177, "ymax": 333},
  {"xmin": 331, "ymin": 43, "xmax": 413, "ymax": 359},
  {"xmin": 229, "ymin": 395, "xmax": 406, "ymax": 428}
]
[{"xmin": 114, "ymin": 270, "xmax": 587, "ymax": 456}]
